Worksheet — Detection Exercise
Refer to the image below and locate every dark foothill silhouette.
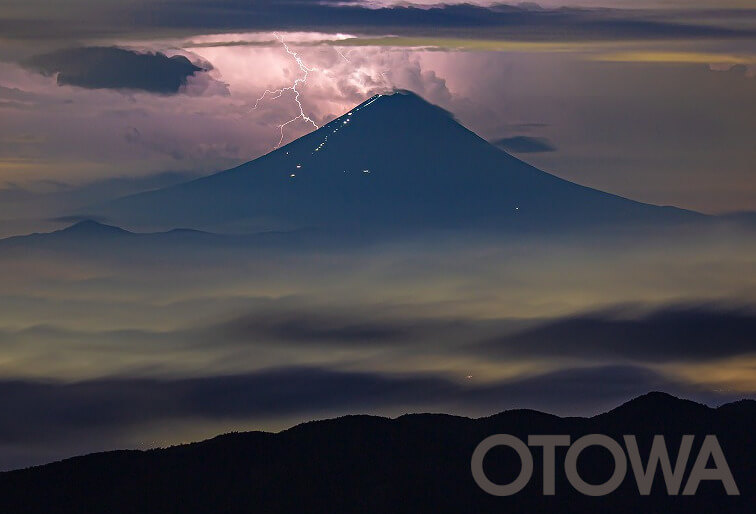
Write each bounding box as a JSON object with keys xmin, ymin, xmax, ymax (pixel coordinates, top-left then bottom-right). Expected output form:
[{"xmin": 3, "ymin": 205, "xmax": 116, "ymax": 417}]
[{"xmin": 0, "ymin": 392, "xmax": 752, "ymax": 513}]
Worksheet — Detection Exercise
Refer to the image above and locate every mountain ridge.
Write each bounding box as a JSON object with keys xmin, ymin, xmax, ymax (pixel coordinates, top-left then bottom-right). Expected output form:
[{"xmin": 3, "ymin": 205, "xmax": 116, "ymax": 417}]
[{"xmin": 0, "ymin": 391, "xmax": 752, "ymax": 513}]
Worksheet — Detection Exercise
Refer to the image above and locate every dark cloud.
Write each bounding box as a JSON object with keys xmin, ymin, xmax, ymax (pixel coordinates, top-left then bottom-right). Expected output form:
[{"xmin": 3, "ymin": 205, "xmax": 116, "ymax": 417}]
[
  {"xmin": 220, "ymin": 311, "xmax": 409, "ymax": 343},
  {"xmin": 0, "ymin": 367, "xmax": 451, "ymax": 445},
  {"xmin": 491, "ymin": 135, "xmax": 556, "ymax": 153},
  {"xmin": 2, "ymin": 299, "xmax": 754, "ymax": 363},
  {"xmin": 100, "ymin": 3, "xmax": 756, "ymax": 41},
  {"xmin": 2, "ymin": 2, "xmax": 753, "ymax": 44},
  {"xmin": 125, "ymin": 302, "xmax": 756, "ymax": 362},
  {"xmin": 0, "ymin": 364, "xmax": 722, "ymax": 446},
  {"xmin": 213, "ymin": 308, "xmax": 471, "ymax": 345},
  {"xmin": 480, "ymin": 304, "xmax": 756, "ymax": 362},
  {"xmin": 23, "ymin": 47, "xmax": 206, "ymax": 94},
  {"xmin": 0, "ymin": 362, "xmax": 743, "ymax": 471}
]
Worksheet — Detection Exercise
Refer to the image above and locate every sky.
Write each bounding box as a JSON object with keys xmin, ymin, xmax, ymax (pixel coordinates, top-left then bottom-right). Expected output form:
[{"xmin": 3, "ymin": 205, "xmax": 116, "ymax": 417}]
[
  {"xmin": 0, "ymin": 0, "xmax": 754, "ymax": 233},
  {"xmin": 0, "ymin": 0, "xmax": 754, "ymax": 470}
]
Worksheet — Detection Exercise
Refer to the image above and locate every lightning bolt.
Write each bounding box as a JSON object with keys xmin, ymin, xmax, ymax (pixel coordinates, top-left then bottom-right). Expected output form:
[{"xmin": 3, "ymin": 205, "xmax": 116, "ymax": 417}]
[
  {"xmin": 253, "ymin": 33, "xmax": 319, "ymax": 148},
  {"xmin": 335, "ymin": 47, "xmax": 351, "ymax": 63}
]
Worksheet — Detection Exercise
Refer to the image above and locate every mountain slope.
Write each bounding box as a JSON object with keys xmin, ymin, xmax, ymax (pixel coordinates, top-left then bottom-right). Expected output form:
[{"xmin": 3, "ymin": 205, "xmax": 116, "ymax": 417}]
[
  {"xmin": 0, "ymin": 393, "xmax": 752, "ymax": 513},
  {"xmin": 95, "ymin": 91, "xmax": 701, "ymax": 234}
]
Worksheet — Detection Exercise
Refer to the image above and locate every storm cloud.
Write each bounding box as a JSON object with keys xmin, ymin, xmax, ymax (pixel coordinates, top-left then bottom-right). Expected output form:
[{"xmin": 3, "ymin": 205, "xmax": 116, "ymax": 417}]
[{"xmin": 23, "ymin": 47, "xmax": 206, "ymax": 94}]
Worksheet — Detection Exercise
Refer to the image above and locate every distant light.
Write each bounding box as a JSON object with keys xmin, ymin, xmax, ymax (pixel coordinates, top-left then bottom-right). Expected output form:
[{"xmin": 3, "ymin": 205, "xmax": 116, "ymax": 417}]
[
  {"xmin": 348, "ymin": 112, "xmax": 353, "ymax": 115},
  {"xmin": 290, "ymin": 173, "xmax": 296, "ymax": 178},
  {"xmin": 362, "ymin": 169, "xmax": 370, "ymax": 174},
  {"xmin": 296, "ymin": 164, "xmax": 302, "ymax": 169},
  {"xmin": 515, "ymin": 206, "xmax": 520, "ymax": 210}
]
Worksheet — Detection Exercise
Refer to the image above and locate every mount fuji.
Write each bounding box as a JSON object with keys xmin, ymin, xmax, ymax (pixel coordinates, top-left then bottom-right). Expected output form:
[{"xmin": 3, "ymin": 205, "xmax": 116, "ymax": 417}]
[{"xmin": 94, "ymin": 90, "xmax": 701, "ymax": 235}]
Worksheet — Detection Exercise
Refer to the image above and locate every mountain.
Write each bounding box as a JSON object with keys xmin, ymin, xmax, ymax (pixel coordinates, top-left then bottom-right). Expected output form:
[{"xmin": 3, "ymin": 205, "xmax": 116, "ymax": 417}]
[
  {"xmin": 93, "ymin": 91, "xmax": 702, "ymax": 235},
  {"xmin": 0, "ymin": 219, "xmax": 216, "ymax": 254},
  {"xmin": 0, "ymin": 219, "xmax": 324, "ymax": 257},
  {"xmin": 0, "ymin": 219, "xmax": 132, "ymax": 251},
  {"xmin": 50, "ymin": 219, "xmax": 130, "ymax": 237},
  {"xmin": 0, "ymin": 392, "xmax": 752, "ymax": 513},
  {"xmin": 0, "ymin": 219, "xmax": 163, "ymax": 247},
  {"xmin": 15, "ymin": 219, "xmax": 129, "ymax": 239}
]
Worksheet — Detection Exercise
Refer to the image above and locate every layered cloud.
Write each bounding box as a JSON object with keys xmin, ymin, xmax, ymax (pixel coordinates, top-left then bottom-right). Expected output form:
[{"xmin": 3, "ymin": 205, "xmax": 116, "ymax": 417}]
[
  {"xmin": 0, "ymin": 212, "xmax": 753, "ymax": 469},
  {"xmin": 0, "ymin": 364, "xmax": 727, "ymax": 443},
  {"xmin": 2, "ymin": 1, "xmax": 754, "ymax": 45},
  {"xmin": 480, "ymin": 305, "xmax": 756, "ymax": 362},
  {"xmin": 0, "ymin": 363, "xmax": 741, "ymax": 470}
]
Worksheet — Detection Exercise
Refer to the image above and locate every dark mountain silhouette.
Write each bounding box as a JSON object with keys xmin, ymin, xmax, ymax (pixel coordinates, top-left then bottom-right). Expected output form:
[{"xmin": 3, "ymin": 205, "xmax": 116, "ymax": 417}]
[
  {"xmin": 0, "ymin": 392, "xmax": 752, "ymax": 513},
  {"xmin": 0, "ymin": 219, "xmax": 320, "ymax": 256},
  {"xmin": 53, "ymin": 219, "xmax": 130, "ymax": 237},
  {"xmin": 94, "ymin": 91, "xmax": 702, "ymax": 235},
  {"xmin": 0, "ymin": 219, "xmax": 183, "ymax": 250},
  {"xmin": 0, "ymin": 220, "xmax": 137, "ymax": 254}
]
